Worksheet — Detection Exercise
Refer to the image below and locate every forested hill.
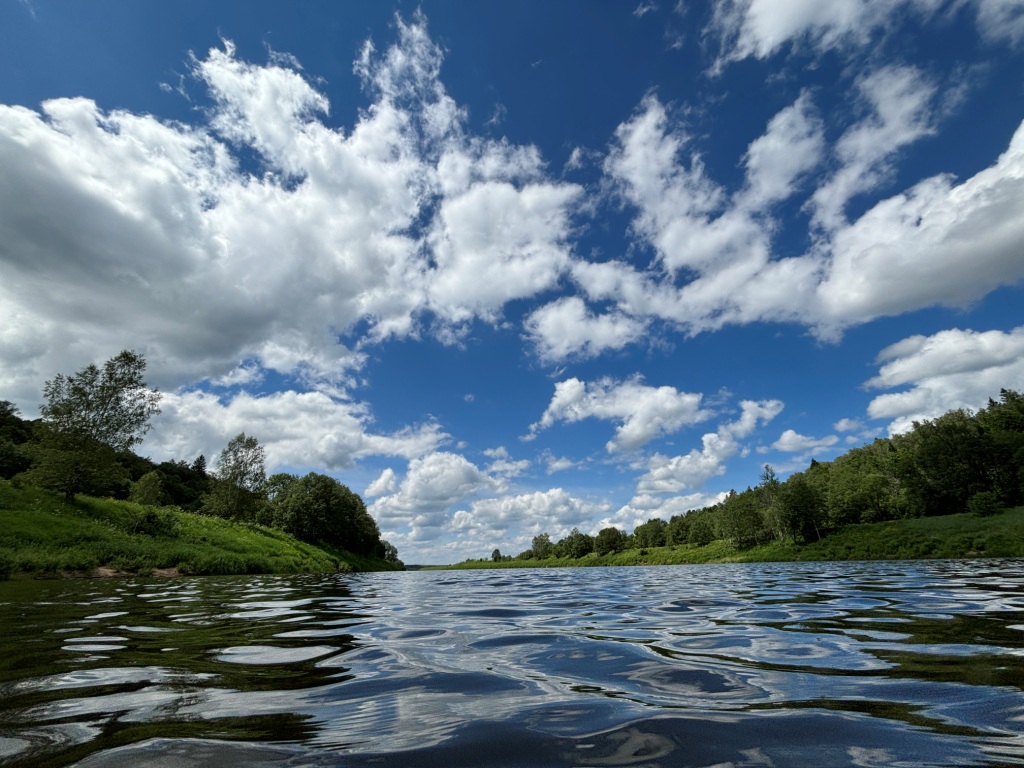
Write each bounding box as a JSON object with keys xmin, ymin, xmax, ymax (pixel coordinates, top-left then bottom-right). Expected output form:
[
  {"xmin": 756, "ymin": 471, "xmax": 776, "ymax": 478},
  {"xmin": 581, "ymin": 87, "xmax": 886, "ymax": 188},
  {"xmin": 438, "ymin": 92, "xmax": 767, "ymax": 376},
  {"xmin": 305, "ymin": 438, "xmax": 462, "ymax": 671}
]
[
  {"xmin": 0, "ymin": 351, "xmax": 402, "ymax": 572},
  {"xmin": 481, "ymin": 390, "xmax": 1024, "ymax": 564}
]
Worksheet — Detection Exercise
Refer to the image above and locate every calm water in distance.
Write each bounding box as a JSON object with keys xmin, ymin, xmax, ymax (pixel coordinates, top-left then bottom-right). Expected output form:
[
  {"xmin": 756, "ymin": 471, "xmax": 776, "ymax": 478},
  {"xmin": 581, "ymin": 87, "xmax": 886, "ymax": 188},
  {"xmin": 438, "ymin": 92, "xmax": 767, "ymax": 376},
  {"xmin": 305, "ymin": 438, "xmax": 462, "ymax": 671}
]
[{"xmin": 1, "ymin": 560, "xmax": 1024, "ymax": 767}]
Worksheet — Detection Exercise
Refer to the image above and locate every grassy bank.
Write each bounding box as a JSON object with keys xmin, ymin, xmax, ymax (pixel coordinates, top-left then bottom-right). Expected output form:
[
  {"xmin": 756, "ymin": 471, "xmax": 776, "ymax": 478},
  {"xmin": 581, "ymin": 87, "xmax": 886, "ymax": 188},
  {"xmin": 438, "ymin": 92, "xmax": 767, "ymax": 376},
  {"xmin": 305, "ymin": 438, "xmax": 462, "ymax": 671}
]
[
  {"xmin": 440, "ymin": 506, "xmax": 1024, "ymax": 570},
  {"xmin": 0, "ymin": 480, "xmax": 400, "ymax": 579}
]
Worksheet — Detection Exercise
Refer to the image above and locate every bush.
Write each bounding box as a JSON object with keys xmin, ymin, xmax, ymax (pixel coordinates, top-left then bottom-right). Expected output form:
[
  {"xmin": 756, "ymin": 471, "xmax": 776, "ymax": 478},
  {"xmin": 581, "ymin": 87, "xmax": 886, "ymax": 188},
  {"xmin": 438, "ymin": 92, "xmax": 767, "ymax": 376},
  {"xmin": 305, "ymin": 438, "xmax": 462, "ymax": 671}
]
[{"xmin": 968, "ymin": 490, "xmax": 1002, "ymax": 517}]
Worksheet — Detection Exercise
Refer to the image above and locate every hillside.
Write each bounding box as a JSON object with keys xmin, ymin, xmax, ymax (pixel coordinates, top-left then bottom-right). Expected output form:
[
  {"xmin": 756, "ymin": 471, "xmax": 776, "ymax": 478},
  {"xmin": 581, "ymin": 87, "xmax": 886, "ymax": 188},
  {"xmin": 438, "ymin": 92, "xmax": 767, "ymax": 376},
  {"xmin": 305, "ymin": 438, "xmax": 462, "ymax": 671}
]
[
  {"xmin": 441, "ymin": 506, "xmax": 1024, "ymax": 569},
  {"xmin": 0, "ymin": 480, "xmax": 401, "ymax": 579}
]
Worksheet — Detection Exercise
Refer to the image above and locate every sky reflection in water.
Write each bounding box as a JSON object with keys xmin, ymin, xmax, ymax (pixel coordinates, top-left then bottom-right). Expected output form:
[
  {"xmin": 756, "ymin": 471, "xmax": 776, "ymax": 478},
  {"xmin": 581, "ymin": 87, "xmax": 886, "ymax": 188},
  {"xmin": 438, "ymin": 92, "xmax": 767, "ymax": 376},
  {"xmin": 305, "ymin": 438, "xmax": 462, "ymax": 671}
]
[{"xmin": 1, "ymin": 560, "xmax": 1023, "ymax": 766}]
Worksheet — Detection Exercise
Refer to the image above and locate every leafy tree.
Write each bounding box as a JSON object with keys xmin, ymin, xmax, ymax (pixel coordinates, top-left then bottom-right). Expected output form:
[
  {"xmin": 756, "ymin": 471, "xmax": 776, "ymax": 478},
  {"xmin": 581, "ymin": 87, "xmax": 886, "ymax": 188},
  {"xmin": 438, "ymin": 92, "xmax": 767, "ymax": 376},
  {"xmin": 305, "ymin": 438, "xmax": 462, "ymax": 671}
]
[
  {"xmin": 777, "ymin": 472, "xmax": 823, "ymax": 542},
  {"xmin": 560, "ymin": 528, "xmax": 594, "ymax": 558},
  {"xmin": 634, "ymin": 518, "xmax": 667, "ymax": 548},
  {"xmin": 203, "ymin": 432, "xmax": 266, "ymax": 521},
  {"xmin": 491, "ymin": 548, "xmax": 502, "ymax": 563},
  {"xmin": 21, "ymin": 426, "xmax": 129, "ymax": 499},
  {"xmin": 687, "ymin": 510, "xmax": 715, "ymax": 546},
  {"xmin": 129, "ymin": 470, "xmax": 166, "ymax": 506},
  {"xmin": 22, "ymin": 351, "xmax": 161, "ymax": 498},
  {"xmin": 381, "ymin": 540, "xmax": 403, "ymax": 566},
  {"xmin": 967, "ymin": 490, "xmax": 1001, "ymax": 517},
  {"xmin": 716, "ymin": 489, "xmax": 767, "ymax": 549},
  {"xmin": 595, "ymin": 526, "xmax": 626, "ymax": 555},
  {"xmin": 531, "ymin": 532, "xmax": 554, "ymax": 559},
  {"xmin": 0, "ymin": 401, "xmax": 33, "ymax": 444},
  {"xmin": 40, "ymin": 350, "xmax": 161, "ymax": 453},
  {"xmin": 757, "ymin": 465, "xmax": 785, "ymax": 541},
  {"xmin": 266, "ymin": 472, "xmax": 381, "ymax": 554},
  {"xmin": 0, "ymin": 402, "xmax": 33, "ymax": 478},
  {"xmin": 665, "ymin": 514, "xmax": 690, "ymax": 545}
]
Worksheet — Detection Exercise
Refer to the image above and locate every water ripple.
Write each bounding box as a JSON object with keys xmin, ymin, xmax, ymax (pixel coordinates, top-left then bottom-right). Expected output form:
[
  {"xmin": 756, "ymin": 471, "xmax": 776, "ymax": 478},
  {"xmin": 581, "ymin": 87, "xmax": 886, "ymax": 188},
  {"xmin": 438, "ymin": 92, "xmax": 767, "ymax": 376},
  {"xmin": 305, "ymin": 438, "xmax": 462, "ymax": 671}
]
[{"xmin": 0, "ymin": 560, "xmax": 1023, "ymax": 766}]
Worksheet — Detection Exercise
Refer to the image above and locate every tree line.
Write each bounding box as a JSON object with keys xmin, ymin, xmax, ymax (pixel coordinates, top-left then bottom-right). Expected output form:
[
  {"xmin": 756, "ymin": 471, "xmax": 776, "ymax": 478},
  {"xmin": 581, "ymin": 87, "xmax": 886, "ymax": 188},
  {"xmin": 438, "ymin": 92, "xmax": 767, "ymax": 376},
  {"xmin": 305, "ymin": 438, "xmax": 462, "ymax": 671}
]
[
  {"xmin": 484, "ymin": 390, "xmax": 1024, "ymax": 563},
  {"xmin": 0, "ymin": 351, "xmax": 400, "ymax": 566}
]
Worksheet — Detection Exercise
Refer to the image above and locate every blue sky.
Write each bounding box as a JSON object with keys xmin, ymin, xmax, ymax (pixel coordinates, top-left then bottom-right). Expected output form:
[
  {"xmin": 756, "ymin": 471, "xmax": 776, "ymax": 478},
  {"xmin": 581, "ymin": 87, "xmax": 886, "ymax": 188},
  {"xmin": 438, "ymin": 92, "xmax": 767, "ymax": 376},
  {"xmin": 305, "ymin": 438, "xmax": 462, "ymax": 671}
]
[{"xmin": 2, "ymin": 1, "xmax": 1024, "ymax": 563}]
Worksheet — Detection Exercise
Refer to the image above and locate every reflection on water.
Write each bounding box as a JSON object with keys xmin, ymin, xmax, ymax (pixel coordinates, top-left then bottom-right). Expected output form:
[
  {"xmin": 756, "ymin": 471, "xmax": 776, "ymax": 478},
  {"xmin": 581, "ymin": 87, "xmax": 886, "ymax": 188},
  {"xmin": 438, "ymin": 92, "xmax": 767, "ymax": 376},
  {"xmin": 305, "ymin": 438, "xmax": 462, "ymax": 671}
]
[{"xmin": 1, "ymin": 561, "xmax": 1024, "ymax": 766}]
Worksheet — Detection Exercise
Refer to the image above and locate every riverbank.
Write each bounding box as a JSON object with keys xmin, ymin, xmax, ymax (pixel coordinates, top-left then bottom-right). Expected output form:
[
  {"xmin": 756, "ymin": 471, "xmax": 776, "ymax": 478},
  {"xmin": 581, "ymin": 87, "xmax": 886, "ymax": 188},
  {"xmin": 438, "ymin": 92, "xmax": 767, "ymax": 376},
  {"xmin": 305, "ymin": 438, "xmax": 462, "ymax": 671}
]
[
  {"xmin": 0, "ymin": 480, "xmax": 401, "ymax": 579},
  {"xmin": 438, "ymin": 506, "xmax": 1024, "ymax": 569}
]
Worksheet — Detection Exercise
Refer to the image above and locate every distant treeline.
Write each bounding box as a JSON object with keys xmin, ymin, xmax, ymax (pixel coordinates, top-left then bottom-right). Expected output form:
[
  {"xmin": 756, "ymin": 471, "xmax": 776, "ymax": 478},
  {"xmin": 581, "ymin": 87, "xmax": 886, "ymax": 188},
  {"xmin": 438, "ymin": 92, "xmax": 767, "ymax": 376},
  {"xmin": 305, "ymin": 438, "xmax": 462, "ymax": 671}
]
[
  {"xmin": 484, "ymin": 390, "xmax": 1024, "ymax": 564},
  {"xmin": 0, "ymin": 351, "xmax": 400, "ymax": 567}
]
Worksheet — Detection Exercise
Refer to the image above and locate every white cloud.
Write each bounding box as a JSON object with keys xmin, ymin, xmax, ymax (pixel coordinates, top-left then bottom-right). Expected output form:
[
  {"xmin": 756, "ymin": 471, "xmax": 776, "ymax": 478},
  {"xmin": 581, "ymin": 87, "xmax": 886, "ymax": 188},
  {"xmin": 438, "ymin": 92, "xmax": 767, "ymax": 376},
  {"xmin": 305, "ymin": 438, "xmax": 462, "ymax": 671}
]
[
  {"xmin": 528, "ymin": 375, "xmax": 711, "ymax": 452},
  {"xmin": 0, "ymin": 14, "xmax": 584, "ymax": 406},
  {"xmin": 810, "ymin": 65, "xmax": 938, "ymax": 230},
  {"xmin": 976, "ymin": 0, "xmax": 1024, "ymax": 44},
  {"xmin": 738, "ymin": 91, "xmax": 824, "ymax": 211},
  {"xmin": 365, "ymin": 468, "xmax": 397, "ymax": 497},
  {"xmin": 143, "ymin": 389, "xmax": 447, "ymax": 472},
  {"xmin": 369, "ymin": 451, "xmax": 495, "ymax": 532},
  {"xmin": 833, "ymin": 417, "xmax": 863, "ymax": 432},
  {"xmin": 525, "ymin": 296, "xmax": 647, "ymax": 361},
  {"xmin": 706, "ymin": 0, "xmax": 1017, "ymax": 69},
  {"xmin": 636, "ymin": 399, "xmax": 783, "ymax": 493},
  {"xmin": 770, "ymin": 428, "xmax": 839, "ymax": 453},
  {"xmin": 865, "ymin": 326, "xmax": 1024, "ymax": 433},
  {"xmin": 571, "ymin": 86, "xmax": 1024, "ymax": 348}
]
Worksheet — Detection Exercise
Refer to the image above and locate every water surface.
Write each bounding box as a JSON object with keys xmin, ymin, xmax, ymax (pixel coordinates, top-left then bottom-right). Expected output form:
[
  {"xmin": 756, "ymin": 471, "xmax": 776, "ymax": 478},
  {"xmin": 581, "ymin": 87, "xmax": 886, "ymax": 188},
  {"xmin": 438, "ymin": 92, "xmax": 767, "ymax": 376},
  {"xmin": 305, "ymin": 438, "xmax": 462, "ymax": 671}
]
[{"xmin": 2, "ymin": 560, "xmax": 1024, "ymax": 766}]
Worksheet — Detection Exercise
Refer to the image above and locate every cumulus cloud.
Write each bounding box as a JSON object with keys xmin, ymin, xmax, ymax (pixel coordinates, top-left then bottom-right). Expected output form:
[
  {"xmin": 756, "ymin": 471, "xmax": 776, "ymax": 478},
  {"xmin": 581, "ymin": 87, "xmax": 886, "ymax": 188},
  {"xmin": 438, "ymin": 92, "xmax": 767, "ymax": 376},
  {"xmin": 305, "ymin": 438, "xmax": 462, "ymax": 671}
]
[
  {"xmin": 636, "ymin": 399, "xmax": 783, "ymax": 494},
  {"xmin": 810, "ymin": 66, "xmax": 938, "ymax": 230},
  {"xmin": 369, "ymin": 451, "xmax": 496, "ymax": 534},
  {"xmin": 0, "ymin": 13, "xmax": 583, "ymax": 404},
  {"xmin": 527, "ymin": 375, "xmax": 711, "ymax": 452},
  {"xmin": 707, "ymin": 0, "xmax": 1019, "ymax": 69},
  {"xmin": 865, "ymin": 326, "xmax": 1024, "ymax": 433},
  {"xmin": 563, "ymin": 81, "xmax": 1024, "ymax": 350},
  {"xmin": 524, "ymin": 296, "xmax": 648, "ymax": 361},
  {"xmin": 143, "ymin": 390, "xmax": 447, "ymax": 472},
  {"xmin": 770, "ymin": 428, "xmax": 839, "ymax": 453}
]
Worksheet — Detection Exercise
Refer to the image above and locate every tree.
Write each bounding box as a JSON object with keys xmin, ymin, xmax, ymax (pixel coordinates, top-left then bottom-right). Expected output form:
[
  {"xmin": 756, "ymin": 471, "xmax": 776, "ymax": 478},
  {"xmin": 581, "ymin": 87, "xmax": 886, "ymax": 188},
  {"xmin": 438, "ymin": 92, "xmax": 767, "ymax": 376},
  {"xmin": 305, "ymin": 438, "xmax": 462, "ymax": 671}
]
[
  {"xmin": 561, "ymin": 528, "xmax": 594, "ymax": 558},
  {"xmin": 634, "ymin": 518, "xmax": 667, "ymax": 548},
  {"xmin": 40, "ymin": 350, "xmax": 161, "ymax": 453},
  {"xmin": 266, "ymin": 472, "xmax": 382, "ymax": 554},
  {"xmin": 531, "ymin": 532, "xmax": 554, "ymax": 559},
  {"xmin": 203, "ymin": 433, "xmax": 266, "ymax": 521},
  {"xmin": 21, "ymin": 425, "xmax": 130, "ymax": 499},
  {"xmin": 595, "ymin": 526, "xmax": 626, "ymax": 555},
  {"xmin": 491, "ymin": 548, "xmax": 502, "ymax": 563},
  {"xmin": 757, "ymin": 465, "xmax": 785, "ymax": 541},
  {"xmin": 129, "ymin": 470, "xmax": 166, "ymax": 506},
  {"xmin": 21, "ymin": 351, "xmax": 160, "ymax": 499},
  {"xmin": 777, "ymin": 472, "xmax": 824, "ymax": 542}
]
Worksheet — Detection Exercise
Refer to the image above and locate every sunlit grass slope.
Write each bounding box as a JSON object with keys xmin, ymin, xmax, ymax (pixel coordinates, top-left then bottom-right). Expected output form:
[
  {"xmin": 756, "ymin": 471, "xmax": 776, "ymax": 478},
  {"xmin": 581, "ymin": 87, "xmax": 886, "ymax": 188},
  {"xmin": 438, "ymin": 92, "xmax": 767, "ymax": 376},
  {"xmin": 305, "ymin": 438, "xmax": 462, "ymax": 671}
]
[
  {"xmin": 0, "ymin": 480, "xmax": 399, "ymax": 579},
  {"xmin": 440, "ymin": 507, "xmax": 1024, "ymax": 569}
]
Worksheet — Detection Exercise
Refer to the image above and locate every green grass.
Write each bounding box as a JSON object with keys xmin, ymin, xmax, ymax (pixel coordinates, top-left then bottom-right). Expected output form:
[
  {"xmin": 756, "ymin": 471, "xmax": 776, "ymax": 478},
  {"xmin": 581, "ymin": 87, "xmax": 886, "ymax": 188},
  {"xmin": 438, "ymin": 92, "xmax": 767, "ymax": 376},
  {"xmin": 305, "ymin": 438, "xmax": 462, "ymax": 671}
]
[
  {"xmin": 0, "ymin": 480, "xmax": 400, "ymax": 579},
  {"xmin": 438, "ymin": 507, "xmax": 1024, "ymax": 570}
]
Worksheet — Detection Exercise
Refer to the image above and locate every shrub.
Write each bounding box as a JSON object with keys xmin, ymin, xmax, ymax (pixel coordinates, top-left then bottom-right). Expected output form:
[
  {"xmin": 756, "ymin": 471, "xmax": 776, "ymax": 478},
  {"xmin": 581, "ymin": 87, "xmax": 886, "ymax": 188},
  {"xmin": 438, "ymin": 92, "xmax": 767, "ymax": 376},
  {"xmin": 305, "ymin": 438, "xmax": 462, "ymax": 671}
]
[{"xmin": 967, "ymin": 491, "xmax": 1002, "ymax": 517}]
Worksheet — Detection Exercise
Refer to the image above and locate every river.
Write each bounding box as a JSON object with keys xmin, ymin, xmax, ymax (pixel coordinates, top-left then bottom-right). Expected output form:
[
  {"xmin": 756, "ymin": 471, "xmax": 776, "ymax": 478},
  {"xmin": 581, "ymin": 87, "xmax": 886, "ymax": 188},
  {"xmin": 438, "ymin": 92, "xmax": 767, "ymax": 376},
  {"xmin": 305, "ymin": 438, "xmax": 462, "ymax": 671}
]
[{"xmin": 1, "ymin": 560, "xmax": 1023, "ymax": 767}]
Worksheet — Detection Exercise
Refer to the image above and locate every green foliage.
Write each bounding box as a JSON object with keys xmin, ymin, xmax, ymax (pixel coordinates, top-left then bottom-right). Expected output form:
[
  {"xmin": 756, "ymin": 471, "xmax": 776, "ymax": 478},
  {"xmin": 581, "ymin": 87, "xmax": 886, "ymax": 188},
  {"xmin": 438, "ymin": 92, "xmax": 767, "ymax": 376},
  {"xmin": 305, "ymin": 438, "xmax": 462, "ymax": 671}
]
[
  {"xmin": 967, "ymin": 490, "xmax": 1002, "ymax": 518},
  {"xmin": 129, "ymin": 470, "xmax": 166, "ymax": 506},
  {"xmin": 19, "ymin": 426, "xmax": 130, "ymax": 499},
  {"xmin": 531, "ymin": 532, "xmax": 553, "ymax": 559},
  {"xmin": 559, "ymin": 527, "xmax": 594, "ymax": 559},
  {"xmin": 40, "ymin": 350, "xmax": 161, "ymax": 453},
  {"xmin": 594, "ymin": 526, "xmax": 626, "ymax": 555},
  {"xmin": 203, "ymin": 433, "xmax": 266, "ymax": 521},
  {"xmin": 0, "ymin": 479, "xmax": 395, "ymax": 579},
  {"xmin": 264, "ymin": 472, "xmax": 382, "ymax": 555},
  {"xmin": 634, "ymin": 518, "xmax": 667, "ymax": 548}
]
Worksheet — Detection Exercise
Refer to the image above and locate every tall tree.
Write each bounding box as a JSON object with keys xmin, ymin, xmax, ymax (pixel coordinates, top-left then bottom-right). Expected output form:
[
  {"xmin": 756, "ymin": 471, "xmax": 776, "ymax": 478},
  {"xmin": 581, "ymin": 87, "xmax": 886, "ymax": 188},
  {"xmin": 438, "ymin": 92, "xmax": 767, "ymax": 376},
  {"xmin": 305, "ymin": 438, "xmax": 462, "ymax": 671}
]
[
  {"xmin": 40, "ymin": 350, "xmax": 161, "ymax": 452},
  {"xmin": 23, "ymin": 351, "xmax": 160, "ymax": 498},
  {"xmin": 203, "ymin": 433, "xmax": 266, "ymax": 521}
]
